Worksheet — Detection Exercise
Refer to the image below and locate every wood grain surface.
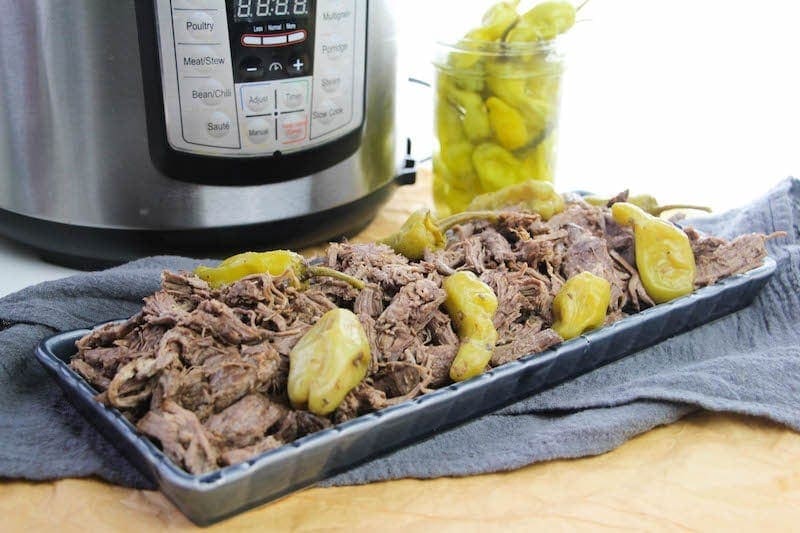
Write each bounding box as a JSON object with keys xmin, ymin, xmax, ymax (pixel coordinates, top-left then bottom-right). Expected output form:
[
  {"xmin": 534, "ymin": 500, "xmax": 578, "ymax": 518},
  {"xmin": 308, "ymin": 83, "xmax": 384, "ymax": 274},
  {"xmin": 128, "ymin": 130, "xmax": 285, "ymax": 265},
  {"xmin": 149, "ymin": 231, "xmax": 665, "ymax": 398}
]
[{"xmin": 2, "ymin": 171, "xmax": 798, "ymax": 531}]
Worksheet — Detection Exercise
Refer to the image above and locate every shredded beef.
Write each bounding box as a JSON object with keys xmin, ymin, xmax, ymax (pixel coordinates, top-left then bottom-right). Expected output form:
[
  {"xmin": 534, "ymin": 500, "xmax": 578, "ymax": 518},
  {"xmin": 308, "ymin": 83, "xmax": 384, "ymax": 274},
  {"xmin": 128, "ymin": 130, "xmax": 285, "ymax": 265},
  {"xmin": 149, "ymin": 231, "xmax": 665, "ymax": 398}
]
[{"xmin": 71, "ymin": 197, "xmax": 777, "ymax": 475}]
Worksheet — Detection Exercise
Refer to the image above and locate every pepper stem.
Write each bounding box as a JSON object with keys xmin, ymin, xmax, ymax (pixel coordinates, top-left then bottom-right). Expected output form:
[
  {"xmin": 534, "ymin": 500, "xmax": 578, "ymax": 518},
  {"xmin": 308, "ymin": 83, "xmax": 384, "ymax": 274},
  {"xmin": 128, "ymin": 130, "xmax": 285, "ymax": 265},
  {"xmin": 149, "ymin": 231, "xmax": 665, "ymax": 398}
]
[
  {"xmin": 307, "ymin": 266, "xmax": 366, "ymax": 290},
  {"xmin": 651, "ymin": 204, "xmax": 712, "ymax": 216},
  {"xmin": 437, "ymin": 211, "xmax": 501, "ymax": 233}
]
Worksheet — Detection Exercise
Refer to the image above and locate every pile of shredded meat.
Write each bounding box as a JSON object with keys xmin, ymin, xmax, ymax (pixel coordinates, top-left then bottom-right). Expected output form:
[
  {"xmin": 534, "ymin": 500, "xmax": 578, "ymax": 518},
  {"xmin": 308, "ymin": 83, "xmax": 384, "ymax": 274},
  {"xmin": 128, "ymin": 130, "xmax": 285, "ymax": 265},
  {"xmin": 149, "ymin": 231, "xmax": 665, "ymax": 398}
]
[{"xmin": 70, "ymin": 194, "xmax": 777, "ymax": 474}]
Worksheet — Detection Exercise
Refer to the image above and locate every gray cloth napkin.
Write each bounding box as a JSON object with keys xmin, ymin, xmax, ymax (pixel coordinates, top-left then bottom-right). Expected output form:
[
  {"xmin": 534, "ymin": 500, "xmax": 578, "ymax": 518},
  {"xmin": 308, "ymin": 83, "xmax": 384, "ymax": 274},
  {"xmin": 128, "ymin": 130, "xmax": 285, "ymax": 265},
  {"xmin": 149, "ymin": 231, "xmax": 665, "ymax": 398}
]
[{"xmin": 1, "ymin": 179, "xmax": 798, "ymax": 490}]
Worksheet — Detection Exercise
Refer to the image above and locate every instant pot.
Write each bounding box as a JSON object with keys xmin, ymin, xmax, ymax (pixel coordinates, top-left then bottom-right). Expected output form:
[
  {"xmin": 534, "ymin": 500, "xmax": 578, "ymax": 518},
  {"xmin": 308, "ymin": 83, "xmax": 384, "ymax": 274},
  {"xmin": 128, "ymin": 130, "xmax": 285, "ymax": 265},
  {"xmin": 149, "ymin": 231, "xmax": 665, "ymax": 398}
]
[{"xmin": 0, "ymin": 0, "xmax": 413, "ymax": 267}]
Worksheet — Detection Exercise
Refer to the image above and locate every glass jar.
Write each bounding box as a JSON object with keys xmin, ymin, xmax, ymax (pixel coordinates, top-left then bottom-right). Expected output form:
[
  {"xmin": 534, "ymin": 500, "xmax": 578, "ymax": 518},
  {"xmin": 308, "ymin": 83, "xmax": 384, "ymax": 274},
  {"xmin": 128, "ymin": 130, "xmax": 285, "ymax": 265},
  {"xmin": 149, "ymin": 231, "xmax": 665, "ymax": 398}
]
[{"xmin": 432, "ymin": 36, "xmax": 567, "ymax": 217}]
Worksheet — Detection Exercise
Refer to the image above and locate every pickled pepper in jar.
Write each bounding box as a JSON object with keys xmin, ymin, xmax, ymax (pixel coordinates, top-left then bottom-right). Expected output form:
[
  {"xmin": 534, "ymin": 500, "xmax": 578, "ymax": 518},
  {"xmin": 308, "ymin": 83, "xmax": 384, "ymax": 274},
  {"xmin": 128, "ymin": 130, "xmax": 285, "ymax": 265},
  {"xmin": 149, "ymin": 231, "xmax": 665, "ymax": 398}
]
[{"xmin": 432, "ymin": 0, "xmax": 572, "ymax": 217}]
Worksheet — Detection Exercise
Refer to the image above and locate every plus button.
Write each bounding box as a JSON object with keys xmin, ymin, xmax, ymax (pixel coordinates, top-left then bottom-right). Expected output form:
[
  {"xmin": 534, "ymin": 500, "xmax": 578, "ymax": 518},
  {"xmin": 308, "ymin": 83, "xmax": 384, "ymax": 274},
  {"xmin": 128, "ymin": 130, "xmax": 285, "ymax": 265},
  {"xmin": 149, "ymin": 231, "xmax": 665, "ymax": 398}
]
[{"xmin": 291, "ymin": 58, "xmax": 305, "ymax": 73}]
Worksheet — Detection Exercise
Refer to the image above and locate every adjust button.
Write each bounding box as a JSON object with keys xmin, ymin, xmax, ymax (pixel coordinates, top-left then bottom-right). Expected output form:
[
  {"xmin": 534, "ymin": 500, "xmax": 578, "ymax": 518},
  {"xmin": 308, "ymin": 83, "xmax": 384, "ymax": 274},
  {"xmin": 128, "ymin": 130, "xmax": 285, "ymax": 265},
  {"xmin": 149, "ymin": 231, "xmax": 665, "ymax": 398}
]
[{"xmin": 242, "ymin": 84, "xmax": 274, "ymax": 115}]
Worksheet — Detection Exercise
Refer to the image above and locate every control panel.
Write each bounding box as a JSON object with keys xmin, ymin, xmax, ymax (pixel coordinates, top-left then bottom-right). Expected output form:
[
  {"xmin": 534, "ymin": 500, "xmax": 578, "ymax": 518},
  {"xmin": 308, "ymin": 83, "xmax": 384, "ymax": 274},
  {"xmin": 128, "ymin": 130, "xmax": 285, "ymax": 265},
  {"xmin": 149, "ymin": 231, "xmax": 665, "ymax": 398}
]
[{"xmin": 154, "ymin": 0, "xmax": 366, "ymax": 157}]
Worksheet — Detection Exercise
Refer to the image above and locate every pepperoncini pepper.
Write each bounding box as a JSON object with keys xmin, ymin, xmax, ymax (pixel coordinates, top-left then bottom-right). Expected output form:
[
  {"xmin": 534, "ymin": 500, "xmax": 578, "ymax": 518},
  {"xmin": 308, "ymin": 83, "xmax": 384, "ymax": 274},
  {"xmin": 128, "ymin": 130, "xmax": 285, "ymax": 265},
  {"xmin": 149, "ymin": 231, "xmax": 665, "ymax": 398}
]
[
  {"xmin": 481, "ymin": 1, "xmax": 520, "ymax": 40},
  {"xmin": 288, "ymin": 309, "xmax": 371, "ymax": 416},
  {"xmin": 585, "ymin": 193, "xmax": 712, "ymax": 217},
  {"xmin": 443, "ymin": 271, "xmax": 499, "ymax": 381},
  {"xmin": 446, "ymin": 87, "xmax": 492, "ymax": 143},
  {"xmin": 506, "ymin": 1, "xmax": 576, "ymax": 43},
  {"xmin": 552, "ymin": 271, "xmax": 611, "ymax": 340},
  {"xmin": 195, "ymin": 250, "xmax": 365, "ymax": 290},
  {"xmin": 611, "ymin": 202, "xmax": 697, "ymax": 304},
  {"xmin": 472, "ymin": 142, "xmax": 526, "ymax": 192},
  {"xmin": 466, "ymin": 180, "xmax": 565, "ymax": 220},
  {"xmin": 380, "ymin": 209, "xmax": 499, "ymax": 260},
  {"xmin": 486, "ymin": 96, "xmax": 531, "ymax": 151}
]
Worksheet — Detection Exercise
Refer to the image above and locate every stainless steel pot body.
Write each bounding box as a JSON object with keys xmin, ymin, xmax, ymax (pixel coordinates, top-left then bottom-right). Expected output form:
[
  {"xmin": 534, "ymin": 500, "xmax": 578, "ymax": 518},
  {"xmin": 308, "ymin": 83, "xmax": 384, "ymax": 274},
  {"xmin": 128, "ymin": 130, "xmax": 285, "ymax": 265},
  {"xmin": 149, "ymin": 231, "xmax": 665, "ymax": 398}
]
[{"xmin": 0, "ymin": 0, "xmax": 397, "ymax": 231}]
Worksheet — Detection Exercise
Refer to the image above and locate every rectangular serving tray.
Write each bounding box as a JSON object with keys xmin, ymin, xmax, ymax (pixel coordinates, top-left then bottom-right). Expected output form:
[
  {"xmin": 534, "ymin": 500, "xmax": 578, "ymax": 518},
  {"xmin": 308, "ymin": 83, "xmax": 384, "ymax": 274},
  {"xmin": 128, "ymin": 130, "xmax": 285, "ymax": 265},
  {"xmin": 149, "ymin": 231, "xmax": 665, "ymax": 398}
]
[{"xmin": 35, "ymin": 257, "xmax": 777, "ymax": 526}]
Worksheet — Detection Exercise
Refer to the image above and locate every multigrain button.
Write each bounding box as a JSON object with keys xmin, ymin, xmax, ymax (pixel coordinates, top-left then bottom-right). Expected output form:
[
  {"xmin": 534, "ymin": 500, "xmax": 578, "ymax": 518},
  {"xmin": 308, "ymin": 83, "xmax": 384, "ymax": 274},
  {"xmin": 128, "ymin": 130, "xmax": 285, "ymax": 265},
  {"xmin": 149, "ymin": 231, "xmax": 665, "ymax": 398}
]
[
  {"xmin": 206, "ymin": 111, "xmax": 233, "ymax": 139},
  {"xmin": 242, "ymin": 85, "xmax": 274, "ymax": 114},
  {"xmin": 246, "ymin": 117, "xmax": 272, "ymax": 145}
]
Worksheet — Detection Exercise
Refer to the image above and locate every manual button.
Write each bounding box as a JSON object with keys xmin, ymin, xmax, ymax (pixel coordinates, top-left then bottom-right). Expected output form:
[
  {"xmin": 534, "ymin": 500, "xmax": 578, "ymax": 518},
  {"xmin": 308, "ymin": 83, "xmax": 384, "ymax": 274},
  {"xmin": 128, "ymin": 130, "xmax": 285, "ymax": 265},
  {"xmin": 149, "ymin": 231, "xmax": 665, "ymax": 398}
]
[{"xmin": 246, "ymin": 117, "xmax": 273, "ymax": 145}]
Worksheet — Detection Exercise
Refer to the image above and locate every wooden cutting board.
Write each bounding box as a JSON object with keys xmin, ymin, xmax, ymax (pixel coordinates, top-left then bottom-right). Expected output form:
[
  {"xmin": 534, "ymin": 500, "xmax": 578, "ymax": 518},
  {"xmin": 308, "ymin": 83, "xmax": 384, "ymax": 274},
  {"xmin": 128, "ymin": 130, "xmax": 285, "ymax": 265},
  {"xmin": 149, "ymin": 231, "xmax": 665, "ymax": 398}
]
[{"xmin": 2, "ymin": 170, "xmax": 799, "ymax": 531}]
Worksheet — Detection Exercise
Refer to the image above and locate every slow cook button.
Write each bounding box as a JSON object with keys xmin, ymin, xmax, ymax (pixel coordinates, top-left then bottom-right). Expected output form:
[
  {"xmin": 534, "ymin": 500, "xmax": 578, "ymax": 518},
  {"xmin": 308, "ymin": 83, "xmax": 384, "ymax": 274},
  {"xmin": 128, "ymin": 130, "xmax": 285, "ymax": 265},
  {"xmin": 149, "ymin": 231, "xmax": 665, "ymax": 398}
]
[
  {"xmin": 242, "ymin": 85, "xmax": 274, "ymax": 114},
  {"xmin": 278, "ymin": 114, "xmax": 308, "ymax": 144},
  {"xmin": 173, "ymin": 11, "xmax": 222, "ymax": 44},
  {"xmin": 312, "ymin": 99, "xmax": 346, "ymax": 126},
  {"xmin": 206, "ymin": 111, "xmax": 233, "ymax": 139},
  {"xmin": 246, "ymin": 117, "xmax": 272, "ymax": 145}
]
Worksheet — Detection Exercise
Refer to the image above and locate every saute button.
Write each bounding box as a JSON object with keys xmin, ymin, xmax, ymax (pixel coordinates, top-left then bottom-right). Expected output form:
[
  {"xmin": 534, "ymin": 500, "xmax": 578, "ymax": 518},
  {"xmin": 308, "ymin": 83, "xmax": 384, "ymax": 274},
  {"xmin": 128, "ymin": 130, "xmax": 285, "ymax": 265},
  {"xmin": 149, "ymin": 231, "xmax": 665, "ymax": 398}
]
[
  {"xmin": 246, "ymin": 117, "xmax": 273, "ymax": 145},
  {"xmin": 242, "ymin": 85, "xmax": 274, "ymax": 114},
  {"xmin": 206, "ymin": 111, "xmax": 233, "ymax": 139}
]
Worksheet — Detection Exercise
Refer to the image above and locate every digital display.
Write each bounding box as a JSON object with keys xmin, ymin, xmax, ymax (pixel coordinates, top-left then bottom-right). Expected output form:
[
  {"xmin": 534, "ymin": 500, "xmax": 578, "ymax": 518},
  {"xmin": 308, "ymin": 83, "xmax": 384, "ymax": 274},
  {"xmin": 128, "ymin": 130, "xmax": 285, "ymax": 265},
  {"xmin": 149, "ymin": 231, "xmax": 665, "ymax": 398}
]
[{"xmin": 234, "ymin": 0, "xmax": 311, "ymax": 21}]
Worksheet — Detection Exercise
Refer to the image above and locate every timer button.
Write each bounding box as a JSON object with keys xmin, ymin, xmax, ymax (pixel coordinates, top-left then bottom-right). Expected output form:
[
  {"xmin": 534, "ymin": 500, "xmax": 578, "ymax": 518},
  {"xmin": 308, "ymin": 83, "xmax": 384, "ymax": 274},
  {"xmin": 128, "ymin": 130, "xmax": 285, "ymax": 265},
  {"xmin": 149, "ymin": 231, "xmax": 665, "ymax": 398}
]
[{"xmin": 277, "ymin": 82, "xmax": 308, "ymax": 111}]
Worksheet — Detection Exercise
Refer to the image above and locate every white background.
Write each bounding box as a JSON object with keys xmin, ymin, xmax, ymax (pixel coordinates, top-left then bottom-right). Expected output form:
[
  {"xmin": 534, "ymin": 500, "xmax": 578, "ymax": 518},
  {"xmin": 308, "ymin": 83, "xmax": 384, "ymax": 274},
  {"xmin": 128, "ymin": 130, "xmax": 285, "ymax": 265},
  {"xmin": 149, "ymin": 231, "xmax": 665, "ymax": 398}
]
[{"xmin": 2, "ymin": 0, "xmax": 800, "ymax": 296}]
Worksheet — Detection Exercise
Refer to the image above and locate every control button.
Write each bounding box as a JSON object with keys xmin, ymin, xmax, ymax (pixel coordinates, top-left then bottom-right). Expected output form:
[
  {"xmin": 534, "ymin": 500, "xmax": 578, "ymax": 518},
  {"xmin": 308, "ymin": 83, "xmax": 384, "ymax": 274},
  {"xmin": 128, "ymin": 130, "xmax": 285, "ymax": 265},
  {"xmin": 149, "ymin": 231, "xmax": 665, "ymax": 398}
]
[
  {"xmin": 263, "ymin": 34, "xmax": 288, "ymax": 46},
  {"xmin": 319, "ymin": 74, "xmax": 344, "ymax": 95},
  {"xmin": 239, "ymin": 56, "xmax": 264, "ymax": 81},
  {"xmin": 206, "ymin": 111, "xmax": 234, "ymax": 139},
  {"xmin": 242, "ymin": 85, "xmax": 274, "ymax": 114},
  {"xmin": 253, "ymin": 25, "xmax": 265, "ymax": 33},
  {"xmin": 320, "ymin": 36, "xmax": 349, "ymax": 61},
  {"xmin": 278, "ymin": 114, "xmax": 308, "ymax": 144},
  {"xmin": 177, "ymin": 46, "xmax": 228, "ymax": 75},
  {"xmin": 288, "ymin": 31, "xmax": 307, "ymax": 44},
  {"xmin": 268, "ymin": 61, "xmax": 284, "ymax": 72},
  {"xmin": 186, "ymin": 77, "xmax": 232, "ymax": 107},
  {"xmin": 285, "ymin": 22, "xmax": 298, "ymax": 30},
  {"xmin": 312, "ymin": 99, "xmax": 345, "ymax": 126},
  {"xmin": 246, "ymin": 117, "xmax": 273, "ymax": 145},
  {"xmin": 174, "ymin": 11, "xmax": 219, "ymax": 43},
  {"xmin": 288, "ymin": 55, "xmax": 308, "ymax": 76},
  {"xmin": 276, "ymin": 82, "xmax": 308, "ymax": 111},
  {"xmin": 242, "ymin": 35, "xmax": 262, "ymax": 46},
  {"xmin": 267, "ymin": 23, "xmax": 284, "ymax": 32}
]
